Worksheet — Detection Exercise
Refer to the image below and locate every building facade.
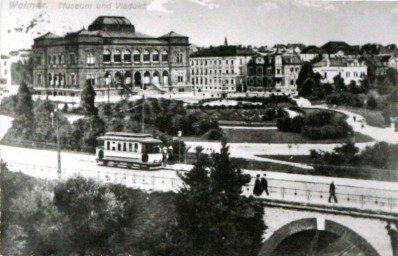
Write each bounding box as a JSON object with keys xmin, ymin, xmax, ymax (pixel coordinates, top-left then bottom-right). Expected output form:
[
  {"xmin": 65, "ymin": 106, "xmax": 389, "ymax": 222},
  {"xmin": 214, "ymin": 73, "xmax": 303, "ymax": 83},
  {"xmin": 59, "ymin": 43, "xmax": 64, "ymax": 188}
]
[
  {"xmin": 32, "ymin": 16, "xmax": 191, "ymax": 97},
  {"xmin": 247, "ymin": 53, "xmax": 301, "ymax": 95},
  {"xmin": 313, "ymin": 57, "xmax": 367, "ymax": 85},
  {"xmin": 190, "ymin": 45, "xmax": 255, "ymax": 96}
]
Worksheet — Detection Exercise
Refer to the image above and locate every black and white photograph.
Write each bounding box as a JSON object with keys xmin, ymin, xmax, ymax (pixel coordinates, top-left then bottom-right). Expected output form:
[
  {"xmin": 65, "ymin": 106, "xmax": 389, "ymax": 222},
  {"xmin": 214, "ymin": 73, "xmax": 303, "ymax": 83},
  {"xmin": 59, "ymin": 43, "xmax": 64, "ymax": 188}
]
[{"xmin": 0, "ymin": 0, "xmax": 397, "ymax": 255}]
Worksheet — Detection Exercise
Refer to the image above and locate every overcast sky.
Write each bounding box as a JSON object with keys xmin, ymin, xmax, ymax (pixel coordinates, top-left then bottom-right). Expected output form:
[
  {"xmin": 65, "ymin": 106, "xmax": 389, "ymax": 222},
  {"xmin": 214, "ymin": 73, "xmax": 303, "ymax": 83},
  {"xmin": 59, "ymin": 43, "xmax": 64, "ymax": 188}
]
[{"xmin": 0, "ymin": 0, "xmax": 397, "ymax": 53}]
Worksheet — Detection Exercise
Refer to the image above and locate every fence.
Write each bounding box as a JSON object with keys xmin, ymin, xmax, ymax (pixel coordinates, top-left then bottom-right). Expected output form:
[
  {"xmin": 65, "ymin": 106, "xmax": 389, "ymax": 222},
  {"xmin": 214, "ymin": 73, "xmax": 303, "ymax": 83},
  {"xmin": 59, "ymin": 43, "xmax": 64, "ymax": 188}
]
[{"xmin": 5, "ymin": 161, "xmax": 398, "ymax": 214}]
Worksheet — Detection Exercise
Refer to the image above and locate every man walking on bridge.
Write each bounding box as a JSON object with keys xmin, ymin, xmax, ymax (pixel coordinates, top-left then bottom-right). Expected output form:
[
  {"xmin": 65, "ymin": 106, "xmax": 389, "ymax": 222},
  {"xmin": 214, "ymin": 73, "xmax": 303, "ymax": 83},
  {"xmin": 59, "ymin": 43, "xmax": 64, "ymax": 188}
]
[
  {"xmin": 261, "ymin": 173, "xmax": 269, "ymax": 196},
  {"xmin": 253, "ymin": 174, "xmax": 262, "ymax": 196},
  {"xmin": 328, "ymin": 181, "xmax": 338, "ymax": 203}
]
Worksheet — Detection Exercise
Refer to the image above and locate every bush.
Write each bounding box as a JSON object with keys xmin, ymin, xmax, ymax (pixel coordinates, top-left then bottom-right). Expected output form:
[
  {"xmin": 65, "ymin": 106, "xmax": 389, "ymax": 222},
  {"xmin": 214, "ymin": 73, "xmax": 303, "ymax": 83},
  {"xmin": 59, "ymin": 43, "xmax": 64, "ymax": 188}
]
[{"xmin": 207, "ymin": 128, "xmax": 224, "ymax": 140}]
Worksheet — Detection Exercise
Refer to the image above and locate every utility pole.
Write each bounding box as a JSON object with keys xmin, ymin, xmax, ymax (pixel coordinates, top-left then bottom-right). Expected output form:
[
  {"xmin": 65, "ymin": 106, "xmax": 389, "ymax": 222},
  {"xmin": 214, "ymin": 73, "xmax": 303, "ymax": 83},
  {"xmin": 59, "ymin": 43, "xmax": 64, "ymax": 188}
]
[
  {"xmin": 141, "ymin": 95, "xmax": 145, "ymax": 133},
  {"xmin": 178, "ymin": 130, "xmax": 182, "ymax": 164},
  {"xmin": 51, "ymin": 105, "xmax": 61, "ymax": 179}
]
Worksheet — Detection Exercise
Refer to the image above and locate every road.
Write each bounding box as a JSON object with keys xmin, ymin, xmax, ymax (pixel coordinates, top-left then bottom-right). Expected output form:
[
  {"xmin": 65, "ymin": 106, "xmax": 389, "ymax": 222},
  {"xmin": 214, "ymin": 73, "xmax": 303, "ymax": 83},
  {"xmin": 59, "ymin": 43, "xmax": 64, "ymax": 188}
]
[{"xmin": 1, "ymin": 145, "xmax": 397, "ymax": 214}]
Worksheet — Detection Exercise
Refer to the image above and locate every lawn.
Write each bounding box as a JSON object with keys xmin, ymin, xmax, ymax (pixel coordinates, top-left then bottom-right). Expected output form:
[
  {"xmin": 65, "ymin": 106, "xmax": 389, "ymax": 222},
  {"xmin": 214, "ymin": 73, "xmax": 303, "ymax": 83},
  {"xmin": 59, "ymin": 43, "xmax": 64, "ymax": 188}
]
[
  {"xmin": 333, "ymin": 105, "xmax": 387, "ymax": 128},
  {"xmin": 183, "ymin": 128, "xmax": 374, "ymax": 144}
]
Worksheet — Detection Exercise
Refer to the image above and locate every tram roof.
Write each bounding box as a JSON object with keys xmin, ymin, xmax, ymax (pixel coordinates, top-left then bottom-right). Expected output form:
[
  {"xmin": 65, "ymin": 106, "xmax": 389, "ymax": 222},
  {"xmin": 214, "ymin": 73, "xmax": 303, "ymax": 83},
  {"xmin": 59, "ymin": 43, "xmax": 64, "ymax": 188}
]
[{"xmin": 98, "ymin": 132, "xmax": 162, "ymax": 143}]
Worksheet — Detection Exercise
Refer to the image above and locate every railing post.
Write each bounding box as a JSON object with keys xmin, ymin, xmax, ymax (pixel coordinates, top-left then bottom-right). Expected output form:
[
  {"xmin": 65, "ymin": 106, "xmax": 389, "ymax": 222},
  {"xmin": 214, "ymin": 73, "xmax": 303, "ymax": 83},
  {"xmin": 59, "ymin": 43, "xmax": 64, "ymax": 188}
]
[
  {"xmin": 306, "ymin": 189, "xmax": 310, "ymax": 201},
  {"xmin": 281, "ymin": 187, "xmax": 285, "ymax": 199},
  {"xmin": 361, "ymin": 195, "xmax": 365, "ymax": 209},
  {"xmin": 390, "ymin": 197, "xmax": 394, "ymax": 212}
]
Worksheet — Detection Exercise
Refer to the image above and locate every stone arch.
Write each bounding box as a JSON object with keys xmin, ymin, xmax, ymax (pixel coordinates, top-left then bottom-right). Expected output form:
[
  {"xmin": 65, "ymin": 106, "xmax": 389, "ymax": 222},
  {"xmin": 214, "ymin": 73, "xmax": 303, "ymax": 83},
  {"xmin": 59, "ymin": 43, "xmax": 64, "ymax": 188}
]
[
  {"xmin": 134, "ymin": 71, "xmax": 142, "ymax": 88},
  {"xmin": 259, "ymin": 218, "xmax": 380, "ymax": 256},
  {"xmin": 162, "ymin": 70, "xmax": 169, "ymax": 86},
  {"xmin": 114, "ymin": 71, "xmax": 123, "ymax": 87},
  {"xmin": 143, "ymin": 71, "xmax": 151, "ymax": 85},
  {"xmin": 152, "ymin": 71, "xmax": 160, "ymax": 85},
  {"xmin": 125, "ymin": 71, "xmax": 132, "ymax": 86}
]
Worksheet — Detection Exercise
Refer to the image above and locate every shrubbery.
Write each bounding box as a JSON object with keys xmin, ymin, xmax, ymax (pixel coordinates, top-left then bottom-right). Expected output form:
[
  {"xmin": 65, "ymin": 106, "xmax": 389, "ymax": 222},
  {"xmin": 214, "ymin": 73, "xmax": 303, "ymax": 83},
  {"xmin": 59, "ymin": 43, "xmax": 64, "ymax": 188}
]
[{"xmin": 277, "ymin": 110, "xmax": 352, "ymax": 140}]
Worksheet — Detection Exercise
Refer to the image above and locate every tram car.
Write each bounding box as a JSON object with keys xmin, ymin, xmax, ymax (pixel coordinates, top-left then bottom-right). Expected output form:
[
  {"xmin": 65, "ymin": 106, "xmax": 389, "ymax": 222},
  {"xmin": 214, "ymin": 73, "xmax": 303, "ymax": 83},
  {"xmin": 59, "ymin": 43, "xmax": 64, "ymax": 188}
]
[{"xmin": 96, "ymin": 132, "xmax": 164, "ymax": 169}]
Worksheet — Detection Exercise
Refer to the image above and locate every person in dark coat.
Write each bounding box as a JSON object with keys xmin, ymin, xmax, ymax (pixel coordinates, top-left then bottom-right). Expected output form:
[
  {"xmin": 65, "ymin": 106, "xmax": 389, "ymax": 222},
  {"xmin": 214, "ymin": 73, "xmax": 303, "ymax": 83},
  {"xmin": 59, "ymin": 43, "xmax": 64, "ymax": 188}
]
[
  {"xmin": 253, "ymin": 174, "xmax": 262, "ymax": 196},
  {"xmin": 328, "ymin": 181, "xmax": 338, "ymax": 203},
  {"xmin": 261, "ymin": 173, "xmax": 269, "ymax": 196}
]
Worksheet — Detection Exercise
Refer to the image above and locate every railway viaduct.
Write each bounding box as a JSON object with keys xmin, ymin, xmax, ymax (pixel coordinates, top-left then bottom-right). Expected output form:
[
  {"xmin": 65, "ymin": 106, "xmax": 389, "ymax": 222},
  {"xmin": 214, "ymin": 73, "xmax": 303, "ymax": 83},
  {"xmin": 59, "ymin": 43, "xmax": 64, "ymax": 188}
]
[{"xmin": 259, "ymin": 201, "xmax": 397, "ymax": 256}]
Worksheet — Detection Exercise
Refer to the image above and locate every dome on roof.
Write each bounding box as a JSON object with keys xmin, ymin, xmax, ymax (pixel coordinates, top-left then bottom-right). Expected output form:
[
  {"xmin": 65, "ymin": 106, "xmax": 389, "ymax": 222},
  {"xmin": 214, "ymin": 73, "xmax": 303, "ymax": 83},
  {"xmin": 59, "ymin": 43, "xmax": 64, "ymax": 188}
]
[
  {"xmin": 88, "ymin": 16, "xmax": 135, "ymax": 32},
  {"xmin": 90, "ymin": 16, "xmax": 132, "ymax": 26}
]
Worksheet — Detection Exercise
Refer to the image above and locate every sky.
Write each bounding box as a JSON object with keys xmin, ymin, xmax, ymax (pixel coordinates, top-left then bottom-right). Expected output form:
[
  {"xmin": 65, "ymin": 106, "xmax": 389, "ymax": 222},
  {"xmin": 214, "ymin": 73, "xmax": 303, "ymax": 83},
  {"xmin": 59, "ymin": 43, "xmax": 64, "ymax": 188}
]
[{"xmin": 0, "ymin": 0, "xmax": 397, "ymax": 53}]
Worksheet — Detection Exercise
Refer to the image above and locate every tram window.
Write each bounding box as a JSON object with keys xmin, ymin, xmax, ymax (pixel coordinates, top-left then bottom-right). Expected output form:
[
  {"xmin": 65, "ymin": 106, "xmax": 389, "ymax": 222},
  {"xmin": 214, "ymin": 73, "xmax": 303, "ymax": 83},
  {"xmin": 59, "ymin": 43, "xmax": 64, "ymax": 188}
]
[
  {"xmin": 106, "ymin": 141, "xmax": 110, "ymax": 150},
  {"xmin": 134, "ymin": 143, "xmax": 138, "ymax": 152},
  {"xmin": 129, "ymin": 143, "xmax": 132, "ymax": 152},
  {"xmin": 118, "ymin": 143, "xmax": 121, "ymax": 151},
  {"xmin": 123, "ymin": 143, "xmax": 126, "ymax": 151}
]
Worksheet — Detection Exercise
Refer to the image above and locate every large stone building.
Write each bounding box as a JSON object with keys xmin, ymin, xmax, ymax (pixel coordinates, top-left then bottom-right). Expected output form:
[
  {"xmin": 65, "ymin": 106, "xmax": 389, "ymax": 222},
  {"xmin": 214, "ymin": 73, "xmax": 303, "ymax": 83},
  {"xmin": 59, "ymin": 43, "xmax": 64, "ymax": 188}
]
[
  {"xmin": 190, "ymin": 44, "xmax": 255, "ymax": 96},
  {"xmin": 32, "ymin": 16, "xmax": 191, "ymax": 97},
  {"xmin": 247, "ymin": 53, "xmax": 302, "ymax": 94}
]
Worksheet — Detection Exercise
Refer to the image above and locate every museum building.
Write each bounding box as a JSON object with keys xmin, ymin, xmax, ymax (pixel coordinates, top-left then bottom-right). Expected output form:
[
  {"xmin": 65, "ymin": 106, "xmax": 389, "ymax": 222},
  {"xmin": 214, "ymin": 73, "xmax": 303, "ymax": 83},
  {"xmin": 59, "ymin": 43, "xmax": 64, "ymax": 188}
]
[{"xmin": 32, "ymin": 16, "xmax": 191, "ymax": 97}]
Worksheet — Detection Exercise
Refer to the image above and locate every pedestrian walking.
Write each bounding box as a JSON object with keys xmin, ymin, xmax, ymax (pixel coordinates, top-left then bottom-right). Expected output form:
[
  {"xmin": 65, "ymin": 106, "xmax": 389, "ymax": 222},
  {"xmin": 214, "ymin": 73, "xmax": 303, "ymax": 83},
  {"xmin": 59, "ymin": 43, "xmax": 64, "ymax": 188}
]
[
  {"xmin": 253, "ymin": 174, "xmax": 262, "ymax": 196},
  {"xmin": 328, "ymin": 181, "xmax": 338, "ymax": 203},
  {"xmin": 261, "ymin": 173, "xmax": 269, "ymax": 196}
]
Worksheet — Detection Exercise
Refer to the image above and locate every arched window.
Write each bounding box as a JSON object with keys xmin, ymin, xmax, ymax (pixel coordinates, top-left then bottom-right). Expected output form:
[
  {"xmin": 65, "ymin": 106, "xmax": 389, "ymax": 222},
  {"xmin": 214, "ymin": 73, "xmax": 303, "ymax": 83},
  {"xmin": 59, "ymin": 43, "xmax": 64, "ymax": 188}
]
[
  {"xmin": 103, "ymin": 49, "xmax": 111, "ymax": 63},
  {"xmin": 86, "ymin": 52, "xmax": 95, "ymax": 65},
  {"xmin": 123, "ymin": 49, "xmax": 131, "ymax": 62},
  {"xmin": 152, "ymin": 50, "xmax": 159, "ymax": 62},
  {"xmin": 133, "ymin": 50, "xmax": 140, "ymax": 62},
  {"xmin": 162, "ymin": 51, "xmax": 168, "ymax": 62},
  {"xmin": 143, "ymin": 50, "xmax": 150, "ymax": 62},
  {"xmin": 114, "ymin": 50, "xmax": 121, "ymax": 62},
  {"xmin": 48, "ymin": 74, "xmax": 52, "ymax": 85}
]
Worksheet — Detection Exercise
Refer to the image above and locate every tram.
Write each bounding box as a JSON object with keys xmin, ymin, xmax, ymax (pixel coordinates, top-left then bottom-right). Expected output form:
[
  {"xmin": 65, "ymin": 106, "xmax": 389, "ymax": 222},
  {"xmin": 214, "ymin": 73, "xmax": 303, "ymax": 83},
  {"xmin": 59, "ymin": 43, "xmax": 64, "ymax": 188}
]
[{"xmin": 96, "ymin": 132, "xmax": 164, "ymax": 169}]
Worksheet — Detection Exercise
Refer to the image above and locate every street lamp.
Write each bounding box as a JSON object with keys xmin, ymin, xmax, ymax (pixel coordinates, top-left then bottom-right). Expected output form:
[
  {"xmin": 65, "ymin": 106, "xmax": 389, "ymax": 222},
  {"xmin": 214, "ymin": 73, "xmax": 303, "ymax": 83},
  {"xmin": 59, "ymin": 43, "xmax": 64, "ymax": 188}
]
[
  {"xmin": 178, "ymin": 130, "xmax": 182, "ymax": 164},
  {"xmin": 51, "ymin": 106, "xmax": 61, "ymax": 179}
]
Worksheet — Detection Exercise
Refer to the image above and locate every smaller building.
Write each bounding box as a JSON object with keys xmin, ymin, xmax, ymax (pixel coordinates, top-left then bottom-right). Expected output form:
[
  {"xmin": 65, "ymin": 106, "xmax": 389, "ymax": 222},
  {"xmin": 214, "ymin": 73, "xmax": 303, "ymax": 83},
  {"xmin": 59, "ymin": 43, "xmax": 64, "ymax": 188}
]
[
  {"xmin": 247, "ymin": 53, "xmax": 302, "ymax": 94},
  {"xmin": 190, "ymin": 44, "xmax": 256, "ymax": 96},
  {"xmin": 360, "ymin": 55, "xmax": 396, "ymax": 77},
  {"xmin": 313, "ymin": 57, "xmax": 367, "ymax": 85}
]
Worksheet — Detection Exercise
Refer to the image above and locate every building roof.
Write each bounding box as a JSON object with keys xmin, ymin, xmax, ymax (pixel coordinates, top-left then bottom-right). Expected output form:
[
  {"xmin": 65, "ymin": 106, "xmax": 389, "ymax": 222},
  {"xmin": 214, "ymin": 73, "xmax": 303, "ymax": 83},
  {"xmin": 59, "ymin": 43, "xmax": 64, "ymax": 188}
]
[
  {"xmin": 35, "ymin": 32, "xmax": 61, "ymax": 39},
  {"xmin": 282, "ymin": 55, "xmax": 302, "ymax": 65},
  {"xmin": 360, "ymin": 55, "xmax": 392, "ymax": 68},
  {"xmin": 97, "ymin": 132, "xmax": 162, "ymax": 144},
  {"xmin": 90, "ymin": 16, "xmax": 132, "ymax": 26},
  {"xmin": 159, "ymin": 31, "xmax": 188, "ymax": 38},
  {"xmin": 301, "ymin": 45, "xmax": 327, "ymax": 54},
  {"xmin": 321, "ymin": 41, "xmax": 352, "ymax": 54},
  {"xmin": 0, "ymin": 54, "xmax": 9, "ymax": 59},
  {"xmin": 313, "ymin": 57, "xmax": 364, "ymax": 68},
  {"xmin": 190, "ymin": 45, "xmax": 256, "ymax": 58}
]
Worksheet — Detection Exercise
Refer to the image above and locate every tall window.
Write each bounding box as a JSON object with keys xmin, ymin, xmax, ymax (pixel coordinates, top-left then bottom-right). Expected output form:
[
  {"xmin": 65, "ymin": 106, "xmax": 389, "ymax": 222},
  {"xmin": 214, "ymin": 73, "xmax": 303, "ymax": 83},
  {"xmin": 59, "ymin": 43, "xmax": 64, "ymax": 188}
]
[
  {"xmin": 87, "ymin": 74, "xmax": 95, "ymax": 86},
  {"xmin": 178, "ymin": 72, "xmax": 184, "ymax": 83},
  {"xmin": 49, "ymin": 56, "xmax": 52, "ymax": 65},
  {"xmin": 143, "ymin": 50, "xmax": 150, "ymax": 62},
  {"xmin": 103, "ymin": 49, "xmax": 111, "ymax": 63},
  {"xmin": 86, "ymin": 52, "xmax": 95, "ymax": 65},
  {"xmin": 36, "ymin": 55, "xmax": 41, "ymax": 65},
  {"xmin": 114, "ymin": 50, "xmax": 121, "ymax": 62},
  {"xmin": 152, "ymin": 50, "xmax": 159, "ymax": 62},
  {"xmin": 177, "ymin": 53, "xmax": 184, "ymax": 64},
  {"xmin": 123, "ymin": 49, "xmax": 131, "ymax": 62},
  {"xmin": 133, "ymin": 50, "xmax": 140, "ymax": 62},
  {"xmin": 37, "ymin": 74, "xmax": 42, "ymax": 85},
  {"xmin": 71, "ymin": 74, "xmax": 76, "ymax": 85},
  {"xmin": 70, "ymin": 53, "xmax": 76, "ymax": 64},
  {"xmin": 48, "ymin": 74, "xmax": 52, "ymax": 85}
]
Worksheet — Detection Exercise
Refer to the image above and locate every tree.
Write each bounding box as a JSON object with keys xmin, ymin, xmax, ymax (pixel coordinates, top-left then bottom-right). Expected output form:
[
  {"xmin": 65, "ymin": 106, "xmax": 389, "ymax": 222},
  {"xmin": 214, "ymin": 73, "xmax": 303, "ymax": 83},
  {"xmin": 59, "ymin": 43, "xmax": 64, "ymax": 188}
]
[
  {"xmin": 297, "ymin": 62, "xmax": 314, "ymax": 92},
  {"xmin": 53, "ymin": 177, "xmax": 132, "ymax": 256},
  {"xmin": 173, "ymin": 141, "xmax": 266, "ymax": 256},
  {"xmin": 81, "ymin": 81, "xmax": 98, "ymax": 116},
  {"xmin": 9, "ymin": 82, "xmax": 35, "ymax": 139},
  {"xmin": 11, "ymin": 57, "xmax": 33, "ymax": 86},
  {"xmin": 333, "ymin": 75, "xmax": 346, "ymax": 92},
  {"xmin": 367, "ymin": 95, "xmax": 378, "ymax": 109}
]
